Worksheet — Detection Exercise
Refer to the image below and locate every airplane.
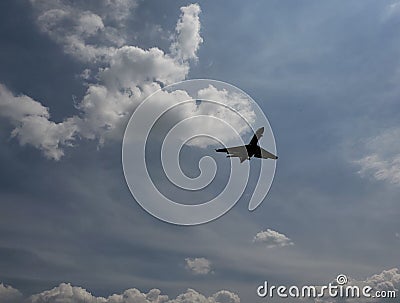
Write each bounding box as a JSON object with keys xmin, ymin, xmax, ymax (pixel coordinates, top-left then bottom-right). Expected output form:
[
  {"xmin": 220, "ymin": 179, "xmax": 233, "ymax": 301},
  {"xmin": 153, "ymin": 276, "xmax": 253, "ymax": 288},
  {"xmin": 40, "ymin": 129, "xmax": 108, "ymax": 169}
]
[{"xmin": 215, "ymin": 127, "xmax": 278, "ymax": 163}]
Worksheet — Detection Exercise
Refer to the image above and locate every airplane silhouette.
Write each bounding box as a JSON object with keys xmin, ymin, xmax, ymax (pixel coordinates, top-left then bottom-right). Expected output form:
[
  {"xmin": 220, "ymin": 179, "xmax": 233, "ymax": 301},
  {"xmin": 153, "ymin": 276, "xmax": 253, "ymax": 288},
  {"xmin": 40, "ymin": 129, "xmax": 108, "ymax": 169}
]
[{"xmin": 215, "ymin": 127, "xmax": 278, "ymax": 163}]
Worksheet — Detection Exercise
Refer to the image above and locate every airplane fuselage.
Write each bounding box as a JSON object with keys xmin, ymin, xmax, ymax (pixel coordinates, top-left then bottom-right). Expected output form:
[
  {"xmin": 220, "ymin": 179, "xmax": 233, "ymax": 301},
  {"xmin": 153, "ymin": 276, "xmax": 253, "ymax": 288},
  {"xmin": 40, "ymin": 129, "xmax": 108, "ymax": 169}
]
[
  {"xmin": 245, "ymin": 144, "xmax": 257, "ymax": 159},
  {"xmin": 216, "ymin": 144, "xmax": 263, "ymax": 160}
]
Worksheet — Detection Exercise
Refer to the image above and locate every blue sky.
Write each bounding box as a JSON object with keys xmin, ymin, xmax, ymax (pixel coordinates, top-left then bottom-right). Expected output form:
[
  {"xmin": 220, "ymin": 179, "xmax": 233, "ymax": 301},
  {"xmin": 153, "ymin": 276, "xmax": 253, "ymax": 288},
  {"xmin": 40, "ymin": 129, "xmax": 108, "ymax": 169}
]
[{"xmin": 0, "ymin": 1, "xmax": 399, "ymax": 302}]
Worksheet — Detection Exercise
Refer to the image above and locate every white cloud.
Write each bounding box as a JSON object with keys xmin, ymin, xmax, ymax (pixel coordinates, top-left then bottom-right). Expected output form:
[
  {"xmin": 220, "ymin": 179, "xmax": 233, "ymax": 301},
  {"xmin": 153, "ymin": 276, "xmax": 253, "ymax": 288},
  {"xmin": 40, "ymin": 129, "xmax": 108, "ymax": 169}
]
[
  {"xmin": 187, "ymin": 85, "xmax": 256, "ymax": 147},
  {"xmin": 0, "ymin": 84, "xmax": 49, "ymax": 121},
  {"xmin": 76, "ymin": 11, "xmax": 105, "ymax": 37},
  {"xmin": 315, "ymin": 268, "xmax": 400, "ymax": 303},
  {"xmin": 33, "ymin": 3, "xmax": 114, "ymax": 62},
  {"xmin": 30, "ymin": 1, "xmax": 199, "ymax": 63},
  {"xmin": 170, "ymin": 4, "xmax": 203, "ymax": 61},
  {"xmin": 30, "ymin": 0, "xmax": 137, "ymax": 61},
  {"xmin": 0, "ymin": 84, "xmax": 78, "ymax": 160},
  {"xmin": 253, "ymin": 229, "xmax": 294, "ymax": 248},
  {"xmin": 99, "ymin": 0, "xmax": 138, "ymax": 23},
  {"xmin": 355, "ymin": 154, "xmax": 400, "ymax": 186},
  {"xmin": 0, "ymin": 3, "xmax": 205, "ymax": 159},
  {"xmin": 0, "ymin": 282, "xmax": 240, "ymax": 303},
  {"xmin": 99, "ymin": 46, "xmax": 189, "ymax": 89},
  {"xmin": 29, "ymin": 283, "xmax": 103, "ymax": 303},
  {"xmin": 1, "ymin": 2, "xmax": 258, "ymax": 159},
  {"xmin": 168, "ymin": 289, "xmax": 209, "ymax": 303},
  {"xmin": 354, "ymin": 128, "xmax": 400, "ymax": 186},
  {"xmin": 185, "ymin": 257, "xmax": 213, "ymax": 275},
  {"xmin": 0, "ymin": 283, "xmax": 22, "ymax": 303}
]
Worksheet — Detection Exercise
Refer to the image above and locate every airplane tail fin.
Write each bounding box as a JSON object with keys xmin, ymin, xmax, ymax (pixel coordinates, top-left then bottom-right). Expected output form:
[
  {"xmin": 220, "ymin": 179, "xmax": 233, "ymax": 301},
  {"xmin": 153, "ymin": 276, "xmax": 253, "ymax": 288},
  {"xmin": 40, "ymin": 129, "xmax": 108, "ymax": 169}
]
[{"xmin": 249, "ymin": 127, "xmax": 264, "ymax": 146}]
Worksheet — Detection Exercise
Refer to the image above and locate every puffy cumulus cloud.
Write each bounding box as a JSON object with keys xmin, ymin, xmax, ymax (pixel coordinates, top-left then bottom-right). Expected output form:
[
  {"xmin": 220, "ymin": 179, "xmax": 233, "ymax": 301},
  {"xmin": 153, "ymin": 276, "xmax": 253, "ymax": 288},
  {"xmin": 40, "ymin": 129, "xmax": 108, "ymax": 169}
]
[
  {"xmin": 28, "ymin": 283, "xmax": 104, "ymax": 303},
  {"xmin": 0, "ymin": 84, "xmax": 78, "ymax": 160},
  {"xmin": 0, "ymin": 3, "xmax": 204, "ymax": 159},
  {"xmin": 354, "ymin": 128, "xmax": 400, "ymax": 186},
  {"xmin": 122, "ymin": 84, "xmax": 257, "ymax": 149},
  {"xmin": 253, "ymin": 229, "xmax": 294, "ymax": 248},
  {"xmin": 0, "ymin": 283, "xmax": 23, "ymax": 303},
  {"xmin": 2, "ymin": 2, "xmax": 256, "ymax": 159},
  {"xmin": 1, "ymin": 2, "xmax": 257, "ymax": 159},
  {"xmin": 32, "ymin": 1, "xmax": 114, "ymax": 62},
  {"xmin": 76, "ymin": 11, "xmax": 105, "ymax": 37},
  {"xmin": 211, "ymin": 291, "xmax": 240, "ymax": 303},
  {"xmin": 28, "ymin": 284, "xmax": 169, "ymax": 303},
  {"xmin": 365, "ymin": 268, "xmax": 400, "ymax": 293},
  {"xmin": 187, "ymin": 85, "xmax": 256, "ymax": 148},
  {"xmin": 31, "ymin": 0, "xmax": 200, "ymax": 63},
  {"xmin": 30, "ymin": 0, "xmax": 137, "ymax": 61},
  {"xmin": 169, "ymin": 289, "xmax": 239, "ymax": 303},
  {"xmin": 315, "ymin": 268, "xmax": 400, "ymax": 303},
  {"xmin": 0, "ymin": 84, "xmax": 49, "ymax": 121},
  {"xmin": 98, "ymin": 0, "xmax": 138, "ymax": 23},
  {"xmin": 99, "ymin": 46, "xmax": 189, "ymax": 89},
  {"xmin": 30, "ymin": 0, "xmax": 137, "ymax": 23},
  {"xmin": 10, "ymin": 115, "xmax": 78, "ymax": 160},
  {"xmin": 170, "ymin": 4, "xmax": 203, "ymax": 61},
  {"xmin": 185, "ymin": 257, "xmax": 213, "ymax": 275},
  {"xmin": 0, "ymin": 283, "xmax": 240, "ymax": 303}
]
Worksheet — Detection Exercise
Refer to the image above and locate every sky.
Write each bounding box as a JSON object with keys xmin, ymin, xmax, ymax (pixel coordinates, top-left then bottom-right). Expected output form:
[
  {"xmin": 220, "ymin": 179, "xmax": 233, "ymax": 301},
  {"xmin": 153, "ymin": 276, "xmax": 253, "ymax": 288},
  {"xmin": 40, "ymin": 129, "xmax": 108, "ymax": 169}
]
[{"xmin": 0, "ymin": 0, "xmax": 400, "ymax": 302}]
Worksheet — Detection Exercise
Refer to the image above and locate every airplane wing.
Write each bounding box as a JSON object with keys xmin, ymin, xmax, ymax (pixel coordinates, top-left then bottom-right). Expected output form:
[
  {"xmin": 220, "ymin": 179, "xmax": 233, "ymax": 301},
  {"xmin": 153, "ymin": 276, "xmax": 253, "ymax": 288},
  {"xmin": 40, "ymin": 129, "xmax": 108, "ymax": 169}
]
[
  {"xmin": 216, "ymin": 146, "xmax": 249, "ymax": 163},
  {"xmin": 249, "ymin": 127, "xmax": 264, "ymax": 146},
  {"xmin": 254, "ymin": 147, "xmax": 278, "ymax": 160}
]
